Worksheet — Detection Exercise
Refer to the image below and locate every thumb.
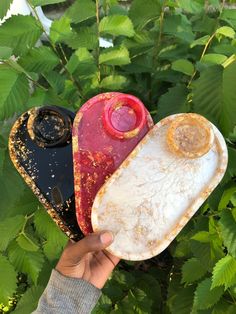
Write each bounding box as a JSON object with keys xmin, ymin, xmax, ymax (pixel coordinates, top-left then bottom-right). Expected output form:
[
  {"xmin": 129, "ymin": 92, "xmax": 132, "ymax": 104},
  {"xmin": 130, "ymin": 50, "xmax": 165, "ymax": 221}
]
[{"xmin": 66, "ymin": 231, "xmax": 114, "ymax": 263}]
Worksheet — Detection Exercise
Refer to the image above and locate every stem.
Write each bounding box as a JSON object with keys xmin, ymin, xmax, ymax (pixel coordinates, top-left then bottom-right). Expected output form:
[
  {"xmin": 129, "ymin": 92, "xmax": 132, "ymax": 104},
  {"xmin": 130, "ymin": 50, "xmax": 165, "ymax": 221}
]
[
  {"xmin": 187, "ymin": 32, "xmax": 216, "ymax": 88},
  {"xmin": 27, "ymin": 0, "xmax": 83, "ymax": 98},
  {"xmin": 3, "ymin": 60, "xmax": 48, "ymax": 91},
  {"xmin": 95, "ymin": 0, "xmax": 101, "ymax": 82},
  {"xmin": 153, "ymin": 1, "xmax": 166, "ymax": 67}
]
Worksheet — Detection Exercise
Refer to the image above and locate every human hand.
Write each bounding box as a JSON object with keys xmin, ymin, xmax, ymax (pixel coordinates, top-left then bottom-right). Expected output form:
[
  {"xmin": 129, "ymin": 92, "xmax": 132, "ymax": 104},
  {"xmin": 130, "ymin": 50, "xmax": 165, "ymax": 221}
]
[{"xmin": 56, "ymin": 231, "xmax": 120, "ymax": 289}]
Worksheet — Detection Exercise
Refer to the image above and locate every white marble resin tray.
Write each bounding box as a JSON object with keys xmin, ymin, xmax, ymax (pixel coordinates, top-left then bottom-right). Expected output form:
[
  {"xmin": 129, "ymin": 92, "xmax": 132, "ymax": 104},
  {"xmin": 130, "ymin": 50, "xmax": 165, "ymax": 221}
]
[{"xmin": 92, "ymin": 114, "xmax": 228, "ymax": 261}]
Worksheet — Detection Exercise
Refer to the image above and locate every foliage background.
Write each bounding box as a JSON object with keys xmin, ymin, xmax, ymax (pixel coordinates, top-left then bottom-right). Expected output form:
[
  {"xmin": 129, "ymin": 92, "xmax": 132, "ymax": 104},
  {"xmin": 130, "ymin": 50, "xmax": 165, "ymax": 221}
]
[{"xmin": 0, "ymin": 0, "xmax": 236, "ymax": 313}]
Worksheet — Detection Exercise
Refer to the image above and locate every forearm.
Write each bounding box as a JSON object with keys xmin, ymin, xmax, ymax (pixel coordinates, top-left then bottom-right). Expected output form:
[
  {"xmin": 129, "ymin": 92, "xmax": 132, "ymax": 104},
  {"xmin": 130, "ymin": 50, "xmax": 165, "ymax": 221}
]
[{"xmin": 33, "ymin": 269, "xmax": 101, "ymax": 314}]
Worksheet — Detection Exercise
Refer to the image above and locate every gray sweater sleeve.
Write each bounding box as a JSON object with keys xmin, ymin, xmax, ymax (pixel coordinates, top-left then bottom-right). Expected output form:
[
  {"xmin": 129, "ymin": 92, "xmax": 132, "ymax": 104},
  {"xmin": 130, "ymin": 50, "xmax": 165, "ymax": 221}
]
[{"xmin": 32, "ymin": 269, "xmax": 101, "ymax": 314}]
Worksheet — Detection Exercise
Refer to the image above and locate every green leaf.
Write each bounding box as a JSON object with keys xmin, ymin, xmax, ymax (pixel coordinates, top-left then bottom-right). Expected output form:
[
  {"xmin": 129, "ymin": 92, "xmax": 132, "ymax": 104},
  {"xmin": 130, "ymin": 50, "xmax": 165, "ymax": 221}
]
[
  {"xmin": 50, "ymin": 16, "xmax": 71, "ymax": 44},
  {"xmin": 0, "ymin": 15, "xmax": 42, "ymax": 56},
  {"xmin": 66, "ymin": 48, "xmax": 97, "ymax": 76},
  {"xmin": 221, "ymin": 9, "xmax": 236, "ymax": 29},
  {"xmin": 172, "ymin": 59, "xmax": 194, "ymax": 75},
  {"xmin": 19, "ymin": 46, "xmax": 59, "ymax": 73},
  {"xmin": 99, "ymin": 46, "xmax": 130, "ymax": 66},
  {"xmin": 99, "ymin": 15, "xmax": 135, "ymax": 37},
  {"xmin": 112, "ymin": 270, "xmax": 136, "ymax": 289},
  {"xmin": 157, "ymin": 85, "xmax": 188, "ymax": 120},
  {"xmin": 0, "ymin": 157, "xmax": 26, "ymax": 218},
  {"xmin": 0, "ymin": 148, "xmax": 5, "ymax": 173},
  {"xmin": 219, "ymin": 209, "xmax": 236, "ymax": 258},
  {"xmin": 163, "ymin": 14, "xmax": 194, "ymax": 43},
  {"xmin": 0, "ymin": 255, "xmax": 17, "ymax": 304},
  {"xmin": 193, "ymin": 278, "xmax": 224, "ymax": 310},
  {"xmin": 212, "ymin": 255, "xmax": 236, "ymax": 289},
  {"xmin": 44, "ymin": 71, "xmax": 65, "ymax": 94},
  {"xmin": 129, "ymin": 0, "xmax": 161, "ymax": 29},
  {"xmin": 0, "ymin": 46, "xmax": 13, "ymax": 59},
  {"xmin": 190, "ymin": 35, "xmax": 210, "ymax": 48},
  {"xmin": 16, "ymin": 233, "xmax": 39, "ymax": 252},
  {"xmin": 192, "ymin": 63, "xmax": 236, "ymax": 135},
  {"xmin": 13, "ymin": 285, "xmax": 44, "ymax": 314},
  {"xmin": 8, "ymin": 241, "xmax": 45, "ymax": 284},
  {"xmin": 171, "ymin": 285, "xmax": 195, "ymax": 314},
  {"xmin": 178, "ymin": 0, "xmax": 204, "ymax": 14},
  {"xmin": 65, "ymin": 0, "xmax": 96, "ymax": 24},
  {"xmin": 219, "ymin": 186, "xmax": 236, "ymax": 210},
  {"xmin": 31, "ymin": 0, "xmax": 66, "ymax": 6},
  {"xmin": 182, "ymin": 258, "xmax": 207, "ymax": 283},
  {"xmin": 0, "ymin": 215, "xmax": 25, "ymax": 251},
  {"xmin": 100, "ymin": 75, "xmax": 127, "ymax": 90},
  {"xmin": 0, "ymin": 64, "xmax": 29, "ymax": 120},
  {"xmin": 64, "ymin": 26, "xmax": 98, "ymax": 50},
  {"xmin": 201, "ymin": 54, "xmax": 227, "ymax": 65},
  {"xmin": 191, "ymin": 231, "xmax": 210, "ymax": 243},
  {"xmin": 216, "ymin": 26, "xmax": 235, "ymax": 39},
  {"xmin": 34, "ymin": 208, "xmax": 67, "ymax": 260},
  {"xmin": 0, "ymin": 0, "xmax": 13, "ymax": 19},
  {"xmin": 93, "ymin": 294, "xmax": 112, "ymax": 313}
]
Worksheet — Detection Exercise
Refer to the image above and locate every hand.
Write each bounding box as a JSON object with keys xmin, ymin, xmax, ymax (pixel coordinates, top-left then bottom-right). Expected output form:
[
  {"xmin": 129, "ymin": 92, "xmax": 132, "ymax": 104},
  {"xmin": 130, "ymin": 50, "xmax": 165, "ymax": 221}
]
[{"xmin": 56, "ymin": 231, "xmax": 120, "ymax": 289}]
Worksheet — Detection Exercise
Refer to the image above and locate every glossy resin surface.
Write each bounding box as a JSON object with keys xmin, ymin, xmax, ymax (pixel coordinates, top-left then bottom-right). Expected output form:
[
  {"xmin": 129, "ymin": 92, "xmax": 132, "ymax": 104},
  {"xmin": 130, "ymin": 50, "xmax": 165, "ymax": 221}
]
[
  {"xmin": 73, "ymin": 93, "xmax": 153, "ymax": 234},
  {"xmin": 92, "ymin": 114, "xmax": 228, "ymax": 260},
  {"xmin": 9, "ymin": 106, "xmax": 82, "ymax": 240}
]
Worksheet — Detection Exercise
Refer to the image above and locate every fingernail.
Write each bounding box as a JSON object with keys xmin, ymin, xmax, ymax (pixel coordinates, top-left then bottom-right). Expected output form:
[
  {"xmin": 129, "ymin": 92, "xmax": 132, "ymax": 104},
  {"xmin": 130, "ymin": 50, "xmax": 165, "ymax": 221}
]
[{"xmin": 100, "ymin": 231, "xmax": 114, "ymax": 245}]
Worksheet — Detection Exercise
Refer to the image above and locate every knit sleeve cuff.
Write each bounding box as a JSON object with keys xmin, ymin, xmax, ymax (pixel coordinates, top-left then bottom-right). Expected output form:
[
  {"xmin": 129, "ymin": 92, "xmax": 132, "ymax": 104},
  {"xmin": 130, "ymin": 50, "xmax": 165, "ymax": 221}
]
[{"xmin": 33, "ymin": 269, "xmax": 101, "ymax": 314}]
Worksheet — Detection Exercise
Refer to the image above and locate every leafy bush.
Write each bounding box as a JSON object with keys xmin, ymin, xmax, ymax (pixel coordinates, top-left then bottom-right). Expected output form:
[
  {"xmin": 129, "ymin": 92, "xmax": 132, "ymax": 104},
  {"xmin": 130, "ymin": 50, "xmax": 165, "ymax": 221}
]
[{"xmin": 0, "ymin": 0, "xmax": 236, "ymax": 313}]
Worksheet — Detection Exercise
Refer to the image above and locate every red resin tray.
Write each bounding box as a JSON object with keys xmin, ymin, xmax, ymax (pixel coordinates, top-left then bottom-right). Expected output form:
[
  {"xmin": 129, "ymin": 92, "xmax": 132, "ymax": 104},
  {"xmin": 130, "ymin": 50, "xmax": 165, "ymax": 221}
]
[{"xmin": 72, "ymin": 92, "xmax": 153, "ymax": 234}]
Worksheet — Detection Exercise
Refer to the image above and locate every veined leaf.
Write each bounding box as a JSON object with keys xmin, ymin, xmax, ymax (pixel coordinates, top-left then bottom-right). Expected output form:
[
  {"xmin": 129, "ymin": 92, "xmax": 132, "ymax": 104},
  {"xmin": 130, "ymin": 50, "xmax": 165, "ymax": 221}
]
[
  {"xmin": 8, "ymin": 241, "xmax": 44, "ymax": 284},
  {"xmin": 0, "ymin": 64, "xmax": 29, "ymax": 120},
  {"xmin": 129, "ymin": 0, "xmax": 161, "ymax": 29},
  {"xmin": 171, "ymin": 285, "xmax": 195, "ymax": 314},
  {"xmin": 100, "ymin": 75, "xmax": 127, "ymax": 90},
  {"xmin": 221, "ymin": 9, "xmax": 236, "ymax": 29},
  {"xmin": 191, "ymin": 231, "xmax": 210, "ymax": 243},
  {"xmin": 44, "ymin": 71, "xmax": 65, "ymax": 94},
  {"xmin": 182, "ymin": 258, "xmax": 207, "ymax": 283},
  {"xmin": 16, "ymin": 233, "xmax": 39, "ymax": 252},
  {"xmin": 50, "ymin": 16, "xmax": 71, "ymax": 44},
  {"xmin": 0, "ymin": 215, "xmax": 25, "ymax": 251},
  {"xmin": 99, "ymin": 46, "xmax": 130, "ymax": 66},
  {"xmin": 201, "ymin": 54, "xmax": 227, "ymax": 65},
  {"xmin": 66, "ymin": 48, "xmax": 97, "ymax": 76},
  {"xmin": 99, "ymin": 15, "xmax": 135, "ymax": 38},
  {"xmin": 0, "ymin": 46, "xmax": 12, "ymax": 59},
  {"xmin": 157, "ymin": 85, "xmax": 188, "ymax": 120},
  {"xmin": 193, "ymin": 278, "xmax": 224, "ymax": 310},
  {"xmin": 212, "ymin": 255, "xmax": 236, "ymax": 289},
  {"xmin": 64, "ymin": 26, "xmax": 98, "ymax": 50},
  {"xmin": 216, "ymin": 26, "xmax": 235, "ymax": 39},
  {"xmin": 192, "ymin": 63, "xmax": 236, "ymax": 135},
  {"xmin": 0, "ymin": 148, "xmax": 5, "ymax": 173},
  {"xmin": 34, "ymin": 208, "xmax": 67, "ymax": 250},
  {"xmin": 13, "ymin": 285, "xmax": 44, "ymax": 314},
  {"xmin": 31, "ymin": 0, "xmax": 66, "ymax": 6},
  {"xmin": 172, "ymin": 59, "xmax": 194, "ymax": 75},
  {"xmin": 0, "ymin": 0, "xmax": 13, "ymax": 19},
  {"xmin": 163, "ymin": 14, "xmax": 194, "ymax": 43},
  {"xmin": 0, "ymin": 255, "xmax": 17, "ymax": 304},
  {"xmin": 190, "ymin": 35, "xmax": 210, "ymax": 48},
  {"xmin": 19, "ymin": 46, "xmax": 59, "ymax": 73},
  {"xmin": 65, "ymin": 0, "xmax": 95, "ymax": 24},
  {"xmin": 0, "ymin": 15, "xmax": 42, "ymax": 56},
  {"xmin": 219, "ymin": 186, "xmax": 236, "ymax": 210},
  {"xmin": 178, "ymin": 0, "xmax": 204, "ymax": 14},
  {"xmin": 219, "ymin": 209, "xmax": 236, "ymax": 258}
]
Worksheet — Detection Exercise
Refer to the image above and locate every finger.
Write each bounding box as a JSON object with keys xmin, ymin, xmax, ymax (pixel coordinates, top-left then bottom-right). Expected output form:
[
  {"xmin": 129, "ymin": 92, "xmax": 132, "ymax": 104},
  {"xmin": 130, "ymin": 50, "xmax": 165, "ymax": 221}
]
[
  {"xmin": 103, "ymin": 250, "xmax": 120, "ymax": 267},
  {"xmin": 67, "ymin": 231, "xmax": 114, "ymax": 264}
]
